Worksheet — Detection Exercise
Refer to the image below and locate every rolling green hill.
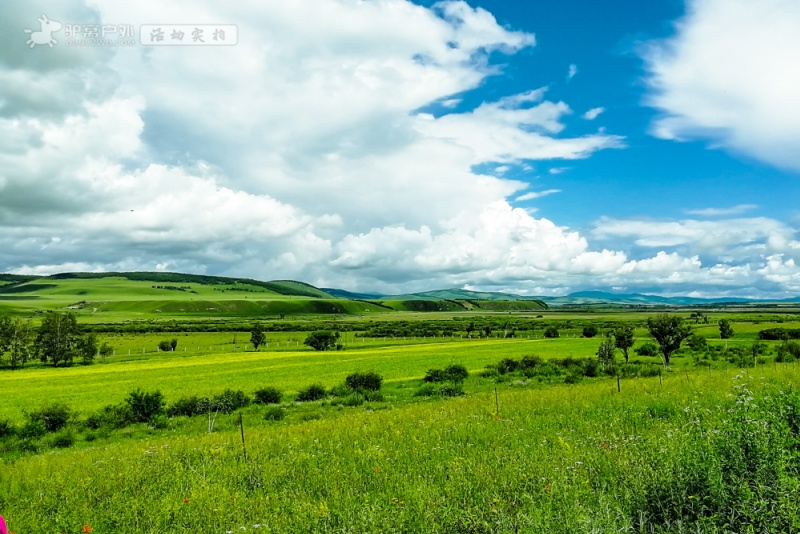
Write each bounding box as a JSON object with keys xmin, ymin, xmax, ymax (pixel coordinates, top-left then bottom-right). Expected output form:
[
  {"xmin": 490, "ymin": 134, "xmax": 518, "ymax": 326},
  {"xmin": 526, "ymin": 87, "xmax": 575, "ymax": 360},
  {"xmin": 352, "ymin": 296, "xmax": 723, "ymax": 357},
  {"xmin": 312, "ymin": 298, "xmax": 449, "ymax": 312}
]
[{"xmin": 0, "ymin": 272, "xmax": 549, "ymax": 319}]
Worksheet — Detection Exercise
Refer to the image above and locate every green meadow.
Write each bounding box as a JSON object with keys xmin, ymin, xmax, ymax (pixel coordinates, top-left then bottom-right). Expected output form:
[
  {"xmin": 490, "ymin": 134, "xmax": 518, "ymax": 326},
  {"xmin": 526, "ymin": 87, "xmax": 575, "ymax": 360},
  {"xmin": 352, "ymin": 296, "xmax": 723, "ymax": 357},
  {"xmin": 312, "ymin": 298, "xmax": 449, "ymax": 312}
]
[{"xmin": 3, "ymin": 273, "xmax": 800, "ymax": 532}]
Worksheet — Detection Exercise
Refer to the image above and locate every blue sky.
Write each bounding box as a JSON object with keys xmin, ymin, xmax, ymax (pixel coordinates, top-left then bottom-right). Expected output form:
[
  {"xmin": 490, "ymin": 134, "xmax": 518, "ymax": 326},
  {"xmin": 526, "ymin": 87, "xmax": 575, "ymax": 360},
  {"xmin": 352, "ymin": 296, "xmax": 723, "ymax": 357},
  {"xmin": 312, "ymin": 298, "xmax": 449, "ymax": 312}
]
[{"xmin": 1, "ymin": 0, "xmax": 799, "ymax": 297}]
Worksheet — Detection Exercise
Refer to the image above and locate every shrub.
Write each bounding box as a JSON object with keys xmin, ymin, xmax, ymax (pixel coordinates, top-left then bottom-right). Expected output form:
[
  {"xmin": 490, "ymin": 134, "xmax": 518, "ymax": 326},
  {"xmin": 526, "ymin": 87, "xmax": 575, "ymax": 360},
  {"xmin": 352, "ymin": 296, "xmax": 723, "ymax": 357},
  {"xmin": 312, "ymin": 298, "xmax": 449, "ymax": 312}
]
[
  {"xmin": 423, "ymin": 368, "xmax": 447, "ymax": 383},
  {"xmin": 443, "ymin": 364, "xmax": 469, "ymax": 383},
  {"xmin": 564, "ymin": 373, "xmax": 582, "ymax": 384},
  {"xmin": 544, "ymin": 326, "xmax": 559, "ymax": 338},
  {"xmin": 166, "ymin": 395, "xmax": 207, "ymax": 417},
  {"xmin": 210, "ymin": 389, "xmax": 251, "ymax": 413},
  {"xmin": 0, "ymin": 419, "xmax": 15, "ymax": 438},
  {"xmin": 254, "ymin": 387, "xmax": 282, "ymax": 405},
  {"xmin": 635, "ymin": 342, "xmax": 660, "ymax": 357},
  {"xmin": 686, "ymin": 334, "xmax": 708, "ymax": 351},
  {"xmin": 98, "ymin": 403, "xmax": 135, "ymax": 429},
  {"xmin": 496, "ymin": 358, "xmax": 519, "ymax": 374},
  {"xmin": 18, "ymin": 420, "xmax": 46, "ymax": 440},
  {"xmin": 297, "ymin": 384, "xmax": 327, "ymax": 402},
  {"xmin": 27, "ymin": 403, "xmax": 71, "ymax": 433},
  {"xmin": 148, "ymin": 414, "xmax": 169, "ymax": 429},
  {"xmin": 582, "ymin": 325, "xmax": 598, "ymax": 338},
  {"xmin": 303, "ymin": 330, "xmax": 339, "ymax": 351},
  {"xmin": 158, "ymin": 340, "xmax": 172, "ymax": 352},
  {"xmin": 264, "ymin": 407, "xmax": 286, "ymax": 421},
  {"xmin": 519, "ymin": 355, "xmax": 543, "ymax": 369},
  {"xmin": 49, "ymin": 428, "xmax": 76, "ymax": 448},
  {"xmin": 440, "ymin": 384, "xmax": 464, "ymax": 397},
  {"xmin": 345, "ymin": 371, "xmax": 383, "ymax": 391},
  {"xmin": 125, "ymin": 389, "xmax": 165, "ymax": 423}
]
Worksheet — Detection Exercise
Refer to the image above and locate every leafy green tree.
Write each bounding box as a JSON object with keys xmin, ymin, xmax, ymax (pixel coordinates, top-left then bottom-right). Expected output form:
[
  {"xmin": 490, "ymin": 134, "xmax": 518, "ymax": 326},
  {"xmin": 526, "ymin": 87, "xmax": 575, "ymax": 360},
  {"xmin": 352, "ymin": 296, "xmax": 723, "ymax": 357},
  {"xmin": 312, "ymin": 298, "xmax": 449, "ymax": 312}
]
[
  {"xmin": 76, "ymin": 333, "xmax": 97, "ymax": 365},
  {"xmin": 250, "ymin": 323, "xmax": 266, "ymax": 350},
  {"xmin": 582, "ymin": 325, "xmax": 598, "ymax": 338},
  {"xmin": 544, "ymin": 326, "xmax": 559, "ymax": 338},
  {"xmin": 465, "ymin": 322, "xmax": 475, "ymax": 338},
  {"xmin": 98, "ymin": 342, "xmax": 113, "ymax": 362},
  {"xmin": 0, "ymin": 316, "xmax": 33, "ymax": 369},
  {"xmin": 719, "ymin": 319, "xmax": 735, "ymax": 340},
  {"xmin": 597, "ymin": 338, "xmax": 616, "ymax": 373},
  {"xmin": 303, "ymin": 330, "xmax": 340, "ymax": 351},
  {"xmin": 125, "ymin": 389, "xmax": 165, "ymax": 423},
  {"xmin": 36, "ymin": 311, "xmax": 79, "ymax": 367},
  {"xmin": 646, "ymin": 314, "xmax": 692, "ymax": 366},
  {"xmin": 613, "ymin": 325, "xmax": 635, "ymax": 364}
]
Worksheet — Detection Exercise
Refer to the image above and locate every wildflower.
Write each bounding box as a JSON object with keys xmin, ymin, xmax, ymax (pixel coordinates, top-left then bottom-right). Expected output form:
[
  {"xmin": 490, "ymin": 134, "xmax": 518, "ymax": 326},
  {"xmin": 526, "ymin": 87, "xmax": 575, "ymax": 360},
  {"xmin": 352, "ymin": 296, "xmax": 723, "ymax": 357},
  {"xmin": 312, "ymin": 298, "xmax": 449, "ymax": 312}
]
[
  {"xmin": 544, "ymin": 484, "xmax": 551, "ymax": 493},
  {"xmin": 492, "ymin": 498, "xmax": 501, "ymax": 504},
  {"xmin": 374, "ymin": 467, "xmax": 381, "ymax": 473},
  {"xmin": 82, "ymin": 526, "xmax": 93, "ymax": 533},
  {"xmin": 183, "ymin": 498, "xmax": 189, "ymax": 504}
]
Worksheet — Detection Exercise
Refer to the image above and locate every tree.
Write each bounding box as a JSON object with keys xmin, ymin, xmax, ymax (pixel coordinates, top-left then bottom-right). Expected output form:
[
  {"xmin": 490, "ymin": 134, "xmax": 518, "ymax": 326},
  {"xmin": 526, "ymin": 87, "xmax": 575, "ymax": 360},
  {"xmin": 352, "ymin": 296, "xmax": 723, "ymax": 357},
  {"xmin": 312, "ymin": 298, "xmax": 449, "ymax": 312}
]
[
  {"xmin": 36, "ymin": 311, "xmax": 79, "ymax": 367},
  {"xmin": 613, "ymin": 325, "xmax": 635, "ymax": 364},
  {"xmin": 76, "ymin": 333, "xmax": 97, "ymax": 365},
  {"xmin": 544, "ymin": 326, "xmax": 559, "ymax": 338},
  {"xmin": 465, "ymin": 322, "xmax": 475, "ymax": 338},
  {"xmin": 303, "ymin": 330, "xmax": 340, "ymax": 351},
  {"xmin": 719, "ymin": 319, "xmax": 735, "ymax": 340},
  {"xmin": 250, "ymin": 323, "xmax": 266, "ymax": 350},
  {"xmin": 646, "ymin": 314, "xmax": 692, "ymax": 366},
  {"xmin": 582, "ymin": 325, "xmax": 598, "ymax": 338},
  {"xmin": 597, "ymin": 338, "xmax": 616, "ymax": 373},
  {"xmin": 0, "ymin": 316, "xmax": 33, "ymax": 369},
  {"xmin": 98, "ymin": 342, "xmax": 113, "ymax": 362}
]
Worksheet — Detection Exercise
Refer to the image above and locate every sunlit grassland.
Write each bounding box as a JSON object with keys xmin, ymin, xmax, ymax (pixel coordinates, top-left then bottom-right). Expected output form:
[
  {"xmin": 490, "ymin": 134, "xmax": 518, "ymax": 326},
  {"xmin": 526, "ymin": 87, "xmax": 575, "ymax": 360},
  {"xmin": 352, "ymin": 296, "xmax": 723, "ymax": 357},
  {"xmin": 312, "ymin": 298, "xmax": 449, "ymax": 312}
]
[
  {"xmin": 0, "ymin": 338, "xmax": 588, "ymax": 422},
  {"xmin": 3, "ymin": 364, "xmax": 800, "ymax": 532}
]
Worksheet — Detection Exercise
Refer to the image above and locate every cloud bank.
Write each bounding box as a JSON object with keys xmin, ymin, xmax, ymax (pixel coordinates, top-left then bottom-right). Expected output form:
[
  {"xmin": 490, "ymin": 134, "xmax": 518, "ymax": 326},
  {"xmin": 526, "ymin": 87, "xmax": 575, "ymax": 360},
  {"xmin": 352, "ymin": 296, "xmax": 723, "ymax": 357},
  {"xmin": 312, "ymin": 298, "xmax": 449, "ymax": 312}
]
[{"xmin": 0, "ymin": 0, "xmax": 798, "ymax": 298}]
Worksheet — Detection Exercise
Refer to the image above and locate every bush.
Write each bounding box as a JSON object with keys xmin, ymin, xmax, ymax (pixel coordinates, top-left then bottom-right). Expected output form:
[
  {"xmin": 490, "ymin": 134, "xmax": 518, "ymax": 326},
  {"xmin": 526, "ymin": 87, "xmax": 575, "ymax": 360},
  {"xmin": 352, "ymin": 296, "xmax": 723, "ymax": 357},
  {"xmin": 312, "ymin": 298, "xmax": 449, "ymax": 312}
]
[
  {"xmin": 519, "ymin": 355, "xmax": 543, "ymax": 369},
  {"xmin": 423, "ymin": 368, "xmax": 447, "ymax": 383},
  {"xmin": 210, "ymin": 389, "xmax": 251, "ymax": 414},
  {"xmin": 264, "ymin": 406, "xmax": 286, "ymax": 421},
  {"xmin": 158, "ymin": 340, "xmax": 173, "ymax": 352},
  {"xmin": 297, "ymin": 384, "xmax": 327, "ymax": 402},
  {"xmin": 635, "ymin": 342, "xmax": 660, "ymax": 357},
  {"xmin": 424, "ymin": 364, "xmax": 469, "ymax": 383},
  {"xmin": 362, "ymin": 390, "xmax": 384, "ymax": 403},
  {"xmin": 125, "ymin": 389, "xmax": 165, "ymax": 423},
  {"xmin": 18, "ymin": 420, "xmax": 46, "ymax": 440},
  {"xmin": 49, "ymin": 428, "xmax": 75, "ymax": 448},
  {"xmin": 544, "ymin": 326, "xmax": 560, "ymax": 338},
  {"xmin": 0, "ymin": 419, "xmax": 15, "ymax": 438},
  {"xmin": 440, "ymin": 384, "xmax": 464, "ymax": 397},
  {"xmin": 345, "ymin": 371, "xmax": 383, "ymax": 391},
  {"xmin": 27, "ymin": 403, "xmax": 71, "ymax": 433},
  {"xmin": 582, "ymin": 325, "xmax": 598, "ymax": 338},
  {"xmin": 166, "ymin": 395, "xmax": 207, "ymax": 418},
  {"xmin": 443, "ymin": 364, "xmax": 469, "ymax": 383},
  {"xmin": 497, "ymin": 358, "xmax": 519, "ymax": 374},
  {"xmin": 254, "ymin": 387, "xmax": 282, "ymax": 405},
  {"xmin": 686, "ymin": 334, "xmax": 708, "ymax": 352},
  {"xmin": 96, "ymin": 403, "xmax": 135, "ymax": 429}
]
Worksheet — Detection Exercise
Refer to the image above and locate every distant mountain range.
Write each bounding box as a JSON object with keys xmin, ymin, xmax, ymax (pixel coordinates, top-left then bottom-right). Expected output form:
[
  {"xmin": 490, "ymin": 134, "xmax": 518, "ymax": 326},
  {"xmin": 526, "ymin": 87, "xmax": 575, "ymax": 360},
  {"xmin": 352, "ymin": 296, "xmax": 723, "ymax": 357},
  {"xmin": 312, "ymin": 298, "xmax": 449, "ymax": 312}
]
[
  {"xmin": 1, "ymin": 271, "xmax": 797, "ymax": 307},
  {"xmin": 325, "ymin": 287, "xmax": 800, "ymax": 306}
]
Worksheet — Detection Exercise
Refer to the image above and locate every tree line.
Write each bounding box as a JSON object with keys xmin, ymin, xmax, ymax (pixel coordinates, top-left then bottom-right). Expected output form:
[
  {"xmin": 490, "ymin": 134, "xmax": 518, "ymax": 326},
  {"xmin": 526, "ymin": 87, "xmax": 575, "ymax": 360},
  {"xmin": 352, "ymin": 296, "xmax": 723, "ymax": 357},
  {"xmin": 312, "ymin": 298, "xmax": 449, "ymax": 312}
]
[{"xmin": 0, "ymin": 312, "xmax": 112, "ymax": 369}]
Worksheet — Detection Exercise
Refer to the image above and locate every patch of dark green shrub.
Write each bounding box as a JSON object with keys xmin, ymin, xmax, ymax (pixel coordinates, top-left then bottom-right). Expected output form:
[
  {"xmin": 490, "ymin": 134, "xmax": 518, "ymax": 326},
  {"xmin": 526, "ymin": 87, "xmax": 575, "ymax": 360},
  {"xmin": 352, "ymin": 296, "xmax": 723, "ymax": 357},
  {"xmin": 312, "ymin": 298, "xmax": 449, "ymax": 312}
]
[
  {"xmin": 26, "ymin": 403, "xmax": 71, "ymax": 433},
  {"xmin": 345, "ymin": 371, "xmax": 383, "ymax": 391},
  {"xmin": 125, "ymin": 389, "xmax": 165, "ymax": 423},
  {"xmin": 264, "ymin": 406, "xmax": 285, "ymax": 421},
  {"xmin": 297, "ymin": 384, "xmax": 327, "ymax": 402},
  {"xmin": 254, "ymin": 387, "xmax": 282, "ymax": 405}
]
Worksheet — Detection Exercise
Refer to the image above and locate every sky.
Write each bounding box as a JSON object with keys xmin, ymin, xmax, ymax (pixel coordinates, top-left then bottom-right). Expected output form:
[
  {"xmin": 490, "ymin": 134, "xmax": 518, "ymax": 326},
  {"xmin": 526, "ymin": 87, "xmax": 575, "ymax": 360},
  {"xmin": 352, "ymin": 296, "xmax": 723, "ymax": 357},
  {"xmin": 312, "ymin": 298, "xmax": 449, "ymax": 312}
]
[{"xmin": 1, "ymin": 0, "xmax": 799, "ymax": 298}]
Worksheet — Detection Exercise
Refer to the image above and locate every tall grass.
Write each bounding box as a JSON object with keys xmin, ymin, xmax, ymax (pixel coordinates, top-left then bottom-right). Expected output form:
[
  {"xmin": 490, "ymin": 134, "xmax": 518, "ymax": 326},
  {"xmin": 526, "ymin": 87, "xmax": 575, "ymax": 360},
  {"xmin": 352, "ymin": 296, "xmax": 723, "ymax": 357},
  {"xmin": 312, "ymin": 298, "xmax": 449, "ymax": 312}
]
[{"xmin": 3, "ymin": 366, "xmax": 800, "ymax": 532}]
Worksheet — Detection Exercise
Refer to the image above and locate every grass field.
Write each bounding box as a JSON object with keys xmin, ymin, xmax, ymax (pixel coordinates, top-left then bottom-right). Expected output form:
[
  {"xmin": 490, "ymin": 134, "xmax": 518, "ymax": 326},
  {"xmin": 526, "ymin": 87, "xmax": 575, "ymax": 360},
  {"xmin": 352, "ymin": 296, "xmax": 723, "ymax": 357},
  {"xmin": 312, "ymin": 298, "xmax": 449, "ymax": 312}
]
[
  {"xmin": 3, "ymin": 362, "xmax": 800, "ymax": 532},
  {"xmin": 4, "ymin": 273, "xmax": 800, "ymax": 532}
]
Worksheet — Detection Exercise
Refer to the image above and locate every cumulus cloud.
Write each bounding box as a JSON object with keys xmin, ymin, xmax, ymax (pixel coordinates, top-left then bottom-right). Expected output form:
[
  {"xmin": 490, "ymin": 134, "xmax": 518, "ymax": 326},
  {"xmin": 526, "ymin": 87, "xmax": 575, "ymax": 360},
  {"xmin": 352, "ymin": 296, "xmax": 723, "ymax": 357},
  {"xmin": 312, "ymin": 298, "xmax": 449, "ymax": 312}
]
[
  {"xmin": 1, "ymin": 0, "xmax": 799, "ymax": 298},
  {"xmin": 642, "ymin": 0, "xmax": 800, "ymax": 171}
]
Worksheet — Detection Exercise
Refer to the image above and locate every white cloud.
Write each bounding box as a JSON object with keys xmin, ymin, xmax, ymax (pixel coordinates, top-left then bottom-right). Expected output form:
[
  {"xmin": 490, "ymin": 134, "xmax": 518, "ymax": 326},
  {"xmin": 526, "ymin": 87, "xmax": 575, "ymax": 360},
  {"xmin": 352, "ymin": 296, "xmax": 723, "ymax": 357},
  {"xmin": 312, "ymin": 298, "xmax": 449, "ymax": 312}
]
[
  {"xmin": 1, "ymin": 0, "xmax": 799, "ymax": 299},
  {"xmin": 567, "ymin": 64, "xmax": 577, "ymax": 80},
  {"xmin": 582, "ymin": 107, "xmax": 605, "ymax": 120},
  {"xmin": 515, "ymin": 189, "xmax": 561, "ymax": 201},
  {"xmin": 684, "ymin": 204, "xmax": 758, "ymax": 216},
  {"xmin": 642, "ymin": 0, "xmax": 800, "ymax": 171}
]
